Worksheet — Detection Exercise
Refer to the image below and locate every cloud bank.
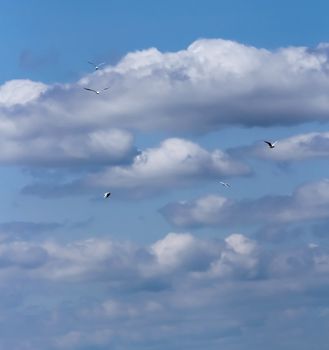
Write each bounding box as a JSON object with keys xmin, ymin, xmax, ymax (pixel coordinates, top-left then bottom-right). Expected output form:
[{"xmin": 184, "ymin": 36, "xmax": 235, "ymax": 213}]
[{"xmin": 0, "ymin": 231, "xmax": 327, "ymax": 349}]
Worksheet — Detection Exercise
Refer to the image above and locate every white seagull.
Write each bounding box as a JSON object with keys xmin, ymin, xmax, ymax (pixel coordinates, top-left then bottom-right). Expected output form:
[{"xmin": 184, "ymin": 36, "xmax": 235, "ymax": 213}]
[
  {"xmin": 84, "ymin": 87, "xmax": 110, "ymax": 95},
  {"xmin": 104, "ymin": 192, "xmax": 111, "ymax": 199},
  {"xmin": 264, "ymin": 140, "xmax": 277, "ymax": 149},
  {"xmin": 219, "ymin": 181, "xmax": 230, "ymax": 188},
  {"xmin": 88, "ymin": 61, "xmax": 105, "ymax": 70}
]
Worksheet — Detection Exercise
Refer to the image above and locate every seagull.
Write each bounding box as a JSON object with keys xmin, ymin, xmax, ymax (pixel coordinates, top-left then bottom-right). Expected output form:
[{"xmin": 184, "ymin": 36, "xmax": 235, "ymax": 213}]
[
  {"xmin": 88, "ymin": 61, "xmax": 105, "ymax": 70},
  {"xmin": 104, "ymin": 192, "xmax": 111, "ymax": 199},
  {"xmin": 83, "ymin": 87, "xmax": 110, "ymax": 95},
  {"xmin": 264, "ymin": 140, "xmax": 277, "ymax": 149},
  {"xmin": 219, "ymin": 181, "xmax": 230, "ymax": 188}
]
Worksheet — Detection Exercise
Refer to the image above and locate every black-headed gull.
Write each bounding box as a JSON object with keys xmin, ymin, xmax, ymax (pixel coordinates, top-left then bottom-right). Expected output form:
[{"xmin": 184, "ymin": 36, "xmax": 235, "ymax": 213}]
[
  {"xmin": 219, "ymin": 181, "xmax": 230, "ymax": 188},
  {"xmin": 103, "ymin": 192, "xmax": 111, "ymax": 199}
]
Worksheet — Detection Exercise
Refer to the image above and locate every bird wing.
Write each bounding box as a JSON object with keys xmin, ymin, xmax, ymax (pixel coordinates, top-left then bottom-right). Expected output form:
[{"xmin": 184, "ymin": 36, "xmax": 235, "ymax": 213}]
[
  {"xmin": 103, "ymin": 87, "xmax": 110, "ymax": 91},
  {"xmin": 88, "ymin": 61, "xmax": 96, "ymax": 66},
  {"xmin": 84, "ymin": 87, "xmax": 97, "ymax": 93},
  {"xmin": 98, "ymin": 62, "xmax": 105, "ymax": 66},
  {"xmin": 272, "ymin": 141, "xmax": 278, "ymax": 146},
  {"xmin": 264, "ymin": 141, "xmax": 272, "ymax": 147}
]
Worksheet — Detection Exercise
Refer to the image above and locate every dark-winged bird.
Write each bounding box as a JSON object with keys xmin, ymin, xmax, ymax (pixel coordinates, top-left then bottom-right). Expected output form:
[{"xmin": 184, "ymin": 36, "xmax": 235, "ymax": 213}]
[
  {"xmin": 83, "ymin": 87, "xmax": 110, "ymax": 95},
  {"xmin": 264, "ymin": 140, "xmax": 277, "ymax": 149}
]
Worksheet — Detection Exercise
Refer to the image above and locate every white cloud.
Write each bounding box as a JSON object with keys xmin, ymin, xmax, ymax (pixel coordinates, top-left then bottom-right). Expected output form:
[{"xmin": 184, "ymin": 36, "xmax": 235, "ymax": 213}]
[
  {"xmin": 0, "ymin": 79, "xmax": 47, "ymax": 107},
  {"xmin": 71, "ymin": 39, "xmax": 329, "ymax": 131},
  {"xmin": 3, "ymin": 38, "xmax": 329, "ymax": 349},
  {"xmin": 160, "ymin": 179, "xmax": 329, "ymax": 228},
  {"xmin": 161, "ymin": 194, "xmax": 232, "ymax": 227},
  {"xmin": 70, "ymin": 39, "xmax": 329, "ymax": 131},
  {"xmin": 0, "ymin": 231, "xmax": 327, "ymax": 349},
  {"xmin": 240, "ymin": 132, "xmax": 329, "ymax": 162},
  {"xmin": 0, "ymin": 231, "xmax": 320, "ymax": 285},
  {"xmin": 0, "ymin": 127, "xmax": 136, "ymax": 167},
  {"xmin": 151, "ymin": 233, "xmax": 199, "ymax": 268},
  {"xmin": 22, "ymin": 137, "xmax": 249, "ymax": 198},
  {"xmin": 208, "ymin": 234, "xmax": 260, "ymax": 279},
  {"xmin": 149, "ymin": 232, "xmax": 219, "ymax": 273},
  {"xmin": 0, "ymin": 129, "xmax": 137, "ymax": 167},
  {"xmin": 86, "ymin": 138, "xmax": 249, "ymax": 190},
  {"xmin": 0, "ymin": 81, "xmax": 137, "ymax": 168},
  {"xmin": 0, "ymin": 232, "xmax": 261, "ymax": 283},
  {"xmin": 225, "ymin": 233, "xmax": 256, "ymax": 255},
  {"xmin": 36, "ymin": 238, "xmax": 138, "ymax": 282},
  {"xmin": 1, "ymin": 39, "xmax": 329, "ymax": 171}
]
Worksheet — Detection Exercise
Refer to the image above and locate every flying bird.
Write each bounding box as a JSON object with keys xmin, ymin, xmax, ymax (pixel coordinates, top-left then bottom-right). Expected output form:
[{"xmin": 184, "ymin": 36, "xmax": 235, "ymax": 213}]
[
  {"xmin": 104, "ymin": 192, "xmax": 111, "ymax": 199},
  {"xmin": 88, "ymin": 61, "xmax": 105, "ymax": 70},
  {"xmin": 84, "ymin": 87, "xmax": 110, "ymax": 95},
  {"xmin": 264, "ymin": 140, "xmax": 277, "ymax": 149},
  {"xmin": 219, "ymin": 181, "xmax": 230, "ymax": 187}
]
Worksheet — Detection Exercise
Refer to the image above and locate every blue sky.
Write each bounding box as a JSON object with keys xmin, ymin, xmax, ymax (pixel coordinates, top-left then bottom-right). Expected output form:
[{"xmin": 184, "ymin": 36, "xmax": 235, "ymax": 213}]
[
  {"xmin": 1, "ymin": 1, "xmax": 329, "ymax": 349},
  {"xmin": 1, "ymin": 0, "xmax": 329, "ymax": 83}
]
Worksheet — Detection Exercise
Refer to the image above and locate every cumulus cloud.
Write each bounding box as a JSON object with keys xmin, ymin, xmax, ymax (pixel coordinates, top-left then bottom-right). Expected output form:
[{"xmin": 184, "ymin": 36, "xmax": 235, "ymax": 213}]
[
  {"xmin": 87, "ymin": 39, "xmax": 329, "ymax": 131},
  {"xmin": 150, "ymin": 232, "xmax": 219, "ymax": 273},
  {"xmin": 22, "ymin": 137, "xmax": 250, "ymax": 198},
  {"xmin": 160, "ymin": 179, "xmax": 329, "ymax": 228},
  {"xmin": 86, "ymin": 138, "xmax": 249, "ymax": 188},
  {"xmin": 0, "ymin": 232, "xmax": 261, "ymax": 284},
  {"xmin": 0, "ymin": 231, "xmax": 315, "ymax": 283},
  {"xmin": 0, "ymin": 79, "xmax": 47, "ymax": 107},
  {"xmin": 2, "ymin": 39, "xmax": 329, "ymax": 170},
  {"xmin": 0, "ymin": 231, "xmax": 321, "ymax": 288},
  {"xmin": 0, "ymin": 127, "xmax": 137, "ymax": 167},
  {"xmin": 0, "ymin": 80, "xmax": 137, "ymax": 168}
]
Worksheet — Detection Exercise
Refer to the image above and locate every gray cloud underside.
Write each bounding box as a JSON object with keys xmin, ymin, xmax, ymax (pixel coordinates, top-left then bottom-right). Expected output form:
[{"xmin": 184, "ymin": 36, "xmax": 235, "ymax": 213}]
[
  {"xmin": 0, "ymin": 81, "xmax": 138, "ymax": 167},
  {"xmin": 0, "ymin": 232, "xmax": 327, "ymax": 349},
  {"xmin": 160, "ymin": 179, "xmax": 329, "ymax": 228}
]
